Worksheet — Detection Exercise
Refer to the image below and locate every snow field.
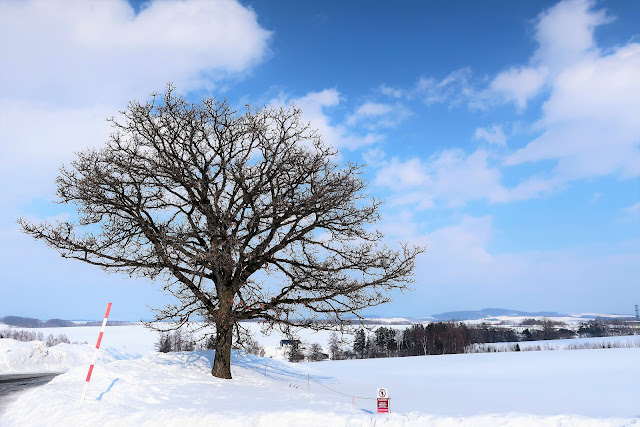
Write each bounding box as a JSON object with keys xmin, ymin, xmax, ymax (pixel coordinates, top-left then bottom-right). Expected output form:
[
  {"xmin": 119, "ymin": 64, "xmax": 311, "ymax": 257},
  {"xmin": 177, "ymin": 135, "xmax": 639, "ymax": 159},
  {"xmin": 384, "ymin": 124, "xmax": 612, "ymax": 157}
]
[
  {"xmin": 2, "ymin": 321, "xmax": 640, "ymax": 425},
  {"xmin": 306, "ymin": 348, "xmax": 640, "ymax": 418},
  {"xmin": 1, "ymin": 340, "xmax": 639, "ymax": 425}
]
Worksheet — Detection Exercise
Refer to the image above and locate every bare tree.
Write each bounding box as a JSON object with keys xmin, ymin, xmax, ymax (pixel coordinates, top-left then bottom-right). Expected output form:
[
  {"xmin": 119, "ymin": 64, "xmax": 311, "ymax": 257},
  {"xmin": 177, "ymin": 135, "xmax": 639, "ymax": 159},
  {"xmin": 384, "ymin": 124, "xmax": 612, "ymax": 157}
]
[
  {"xmin": 328, "ymin": 332, "xmax": 343, "ymax": 360},
  {"xmin": 19, "ymin": 85, "xmax": 424, "ymax": 379},
  {"xmin": 308, "ymin": 343, "xmax": 324, "ymax": 361}
]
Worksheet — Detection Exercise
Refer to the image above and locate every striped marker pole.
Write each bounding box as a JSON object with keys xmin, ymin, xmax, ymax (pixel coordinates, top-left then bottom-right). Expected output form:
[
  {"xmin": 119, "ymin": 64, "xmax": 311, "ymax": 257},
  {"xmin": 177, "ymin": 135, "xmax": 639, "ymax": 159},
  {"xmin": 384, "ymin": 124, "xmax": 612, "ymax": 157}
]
[{"xmin": 80, "ymin": 302, "xmax": 112, "ymax": 402}]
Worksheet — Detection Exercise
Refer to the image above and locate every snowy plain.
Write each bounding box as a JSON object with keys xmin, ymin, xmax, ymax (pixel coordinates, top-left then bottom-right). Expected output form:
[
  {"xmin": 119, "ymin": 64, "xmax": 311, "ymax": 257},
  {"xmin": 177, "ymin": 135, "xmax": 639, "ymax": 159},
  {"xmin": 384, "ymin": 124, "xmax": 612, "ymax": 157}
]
[{"xmin": 1, "ymin": 322, "xmax": 640, "ymax": 425}]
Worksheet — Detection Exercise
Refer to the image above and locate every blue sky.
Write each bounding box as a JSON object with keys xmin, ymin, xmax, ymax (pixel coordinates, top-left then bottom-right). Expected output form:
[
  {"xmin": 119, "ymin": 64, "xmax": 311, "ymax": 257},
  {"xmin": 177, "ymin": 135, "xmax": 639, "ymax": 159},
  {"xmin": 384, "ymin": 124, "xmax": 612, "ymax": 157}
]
[{"xmin": 0, "ymin": 0, "xmax": 638, "ymax": 320}]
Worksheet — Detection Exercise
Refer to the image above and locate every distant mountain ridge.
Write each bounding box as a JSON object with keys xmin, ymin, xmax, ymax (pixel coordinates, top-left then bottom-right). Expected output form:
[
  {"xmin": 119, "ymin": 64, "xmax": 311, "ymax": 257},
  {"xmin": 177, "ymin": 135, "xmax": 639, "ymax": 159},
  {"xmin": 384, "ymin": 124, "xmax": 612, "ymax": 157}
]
[
  {"xmin": 430, "ymin": 308, "xmax": 567, "ymax": 321},
  {"xmin": 0, "ymin": 315, "xmax": 135, "ymax": 327}
]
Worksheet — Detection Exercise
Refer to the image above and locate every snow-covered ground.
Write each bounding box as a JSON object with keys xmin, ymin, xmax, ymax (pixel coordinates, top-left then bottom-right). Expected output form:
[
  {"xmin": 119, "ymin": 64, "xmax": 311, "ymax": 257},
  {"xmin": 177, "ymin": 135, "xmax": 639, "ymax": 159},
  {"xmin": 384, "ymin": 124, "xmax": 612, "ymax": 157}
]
[
  {"xmin": 2, "ymin": 340, "xmax": 639, "ymax": 426},
  {"xmin": 1, "ymin": 321, "xmax": 640, "ymax": 425}
]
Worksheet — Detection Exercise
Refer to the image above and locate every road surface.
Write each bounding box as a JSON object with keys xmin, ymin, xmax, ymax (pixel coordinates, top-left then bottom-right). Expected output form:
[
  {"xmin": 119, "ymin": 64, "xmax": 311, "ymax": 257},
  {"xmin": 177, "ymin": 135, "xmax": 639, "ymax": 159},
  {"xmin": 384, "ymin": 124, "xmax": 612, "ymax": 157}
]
[{"xmin": 0, "ymin": 373, "xmax": 60, "ymax": 415}]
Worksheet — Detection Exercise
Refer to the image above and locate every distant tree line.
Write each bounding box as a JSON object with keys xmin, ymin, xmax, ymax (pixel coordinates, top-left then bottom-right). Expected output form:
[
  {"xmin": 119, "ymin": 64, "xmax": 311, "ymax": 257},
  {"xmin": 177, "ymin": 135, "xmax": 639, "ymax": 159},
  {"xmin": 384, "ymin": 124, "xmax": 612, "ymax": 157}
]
[
  {"xmin": 341, "ymin": 319, "xmax": 638, "ymax": 360},
  {"xmin": 155, "ymin": 317, "xmax": 639, "ymax": 360},
  {"xmin": 348, "ymin": 323, "xmax": 473, "ymax": 359},
  {"xmin": 576, "ymin": 318, "xmax": 638, "ymax": 338},
  {"xmin": 0, "ymin": 329, "xmax": 83, "ymax": 346}
]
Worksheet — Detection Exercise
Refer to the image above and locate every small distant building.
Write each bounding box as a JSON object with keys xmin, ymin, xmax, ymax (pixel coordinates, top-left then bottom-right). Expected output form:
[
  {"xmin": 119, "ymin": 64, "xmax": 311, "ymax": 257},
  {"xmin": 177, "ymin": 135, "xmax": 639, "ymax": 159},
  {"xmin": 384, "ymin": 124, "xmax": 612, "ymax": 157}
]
[{"xmin": 279, "ymin": 339, "xmax": 302, "ymax": 348}]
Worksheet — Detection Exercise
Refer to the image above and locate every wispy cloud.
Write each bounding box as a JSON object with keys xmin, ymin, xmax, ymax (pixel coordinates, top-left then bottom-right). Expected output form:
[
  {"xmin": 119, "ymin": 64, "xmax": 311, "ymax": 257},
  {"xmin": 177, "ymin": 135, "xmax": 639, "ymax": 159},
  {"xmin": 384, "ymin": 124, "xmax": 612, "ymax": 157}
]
[
  {"xmin": 473, "ymin": 125, "xmax": 507, "ymax": 146},
  {"xmin": 379, "ymin": 84, "xmax": 406, "ymax": 99},
  {"xmin": 620, "ymin": 201, "xmax": 640, "ymax": 222},
  {"xmin": 346, "ymin": 101, "xmax": 411, "ymax": 130},
  {"xmin": 505, "ymin": 40, "xmax": 640, "ymax": 181},
  {"xmin": 375, "ymin": 149, "xmax": 508, "ymax": 209},
  {"xmin": 376, "ymin": 0, "xmax": 640, "ymax": 204},
  {"xmin": 270, "ymin": 89, "xmax": 382, "ymax": 151},
  {"xmin": 414, "ymin": 68, "xmax": 476, "ymax": 108}
]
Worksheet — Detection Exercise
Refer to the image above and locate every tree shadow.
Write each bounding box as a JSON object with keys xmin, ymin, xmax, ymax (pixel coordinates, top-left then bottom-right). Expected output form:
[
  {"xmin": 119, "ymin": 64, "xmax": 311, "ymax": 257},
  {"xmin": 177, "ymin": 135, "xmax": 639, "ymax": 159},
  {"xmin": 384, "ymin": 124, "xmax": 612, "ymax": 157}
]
[
  {"xmin": 147, "ymin": 350, "xmax": 334, "ymax": 384},
  {"xmin": 231, "ymin": 352, "xmax": 333, "ymax": 383}
]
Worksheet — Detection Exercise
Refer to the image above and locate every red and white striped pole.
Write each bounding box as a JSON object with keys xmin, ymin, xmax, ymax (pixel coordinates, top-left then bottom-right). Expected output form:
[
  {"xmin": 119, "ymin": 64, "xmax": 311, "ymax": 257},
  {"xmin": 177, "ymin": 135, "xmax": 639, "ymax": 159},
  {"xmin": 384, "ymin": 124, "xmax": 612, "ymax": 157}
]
[{"xmin": 80, "ymin": 302, "xmax": 112, "ymax": 402}]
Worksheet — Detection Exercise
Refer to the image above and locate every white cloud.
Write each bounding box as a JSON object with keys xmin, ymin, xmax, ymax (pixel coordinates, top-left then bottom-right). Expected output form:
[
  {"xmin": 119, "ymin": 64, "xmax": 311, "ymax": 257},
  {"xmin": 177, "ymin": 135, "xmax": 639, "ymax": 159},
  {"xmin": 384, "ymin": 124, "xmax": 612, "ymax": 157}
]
[
  {"xmin": 428, "ymin": 149, "xmax": 508, "ymax": 206},
  {"xmin": 388, "ymin": 0, "xmax": 619, "ymax": 117},
  {"xmin": 489, "ymin": 66, "xmax": 548, "ymax": 109},
  {"xmin": 478, "ymin": 0, "xmax": 640, "ymax": 196},
  {"xmin": 362, "ymin": 148, "xmax": 386, "ymax": 167},
  {"xmin": 485, "ymin": 0, "xmax": 611, "ymax": 110},
  {"xmin": 270, "ymin": 89, "xmax": 382, "ymax": 151},
  {"xmin": 0, "ymin": 0, "xmax": 271, "ymax": 106},
  {"xmin": 532, "ymin": 0, "xmax": 612, "ymax": 73},
  {"xmin": 375, "ymin": 0, "xmax": 640, "ymax": 207},
  {"xmin": 347, "ymin": 102, "xmax": 393, "ymax": 125},
  {"xmin": 506, "ymin": 42, "xmax": 640, "ymax": 181},
  {"xmin": 473, "ymin": 125, "xmax": 507, "ymax": 146},
  {"xmin": 621, "ymin": 201, "xmax": 640, "ymax": 222},
  {"xmin": 0, "ymin": 0, "xmax": 272, "ymax": 205},
  {"xmin": 346, "ymin": 101, "xmax": 411, "ymax": 130},
  {"xmin": 379, "ymin": 85, "xmax": 405, "ymax": 99},
  {"xmin": 376, "ymin": 149, "xmax": 508, "ymax": 208},
  {"xmin": 415, "ymin": 68, "xmax": 475, "ymax": 107},
  {"xmin": 376, "ymin": 157, "xmax": 429, "ymax": 188},
  {"xmin": 506, "ymin": 176, "xmax": 560, "ymax": 202}
]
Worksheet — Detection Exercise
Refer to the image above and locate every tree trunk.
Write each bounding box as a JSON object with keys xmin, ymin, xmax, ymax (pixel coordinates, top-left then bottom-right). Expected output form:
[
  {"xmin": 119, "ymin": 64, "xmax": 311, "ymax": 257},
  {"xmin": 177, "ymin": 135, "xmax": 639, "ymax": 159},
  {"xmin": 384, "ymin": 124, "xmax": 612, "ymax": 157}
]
[{"xmin": 212, "ymin": 321, "xmax": 233, "ymax": 379}]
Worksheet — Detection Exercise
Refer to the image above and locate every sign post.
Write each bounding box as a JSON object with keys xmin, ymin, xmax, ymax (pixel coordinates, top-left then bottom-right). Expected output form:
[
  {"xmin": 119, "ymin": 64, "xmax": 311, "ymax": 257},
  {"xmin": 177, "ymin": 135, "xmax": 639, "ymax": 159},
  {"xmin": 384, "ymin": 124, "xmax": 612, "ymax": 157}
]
[{"xmin": 377, "ymin": 387, "xmax": 390, "ymax": 414}]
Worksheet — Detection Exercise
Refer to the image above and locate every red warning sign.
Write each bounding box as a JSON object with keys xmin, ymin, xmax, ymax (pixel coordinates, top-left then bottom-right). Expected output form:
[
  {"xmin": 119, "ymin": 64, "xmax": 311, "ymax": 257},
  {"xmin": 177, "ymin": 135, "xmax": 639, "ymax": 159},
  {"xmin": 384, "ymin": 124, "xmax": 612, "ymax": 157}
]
[
  {"xmin": 377, "ymin": 387, "xmax": 389, "ymax": 413},
  {"xmin": 377, "ymin": 398, "xmax": 389, "ymax": 413}
]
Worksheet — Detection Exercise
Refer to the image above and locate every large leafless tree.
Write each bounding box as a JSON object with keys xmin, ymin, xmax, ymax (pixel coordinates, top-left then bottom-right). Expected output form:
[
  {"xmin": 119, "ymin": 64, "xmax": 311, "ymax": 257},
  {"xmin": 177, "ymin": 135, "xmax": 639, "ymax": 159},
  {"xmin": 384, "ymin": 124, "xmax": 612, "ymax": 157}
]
[{"xmin": 19, "ymin": 86, "xmax": 424, "ymax": 379}]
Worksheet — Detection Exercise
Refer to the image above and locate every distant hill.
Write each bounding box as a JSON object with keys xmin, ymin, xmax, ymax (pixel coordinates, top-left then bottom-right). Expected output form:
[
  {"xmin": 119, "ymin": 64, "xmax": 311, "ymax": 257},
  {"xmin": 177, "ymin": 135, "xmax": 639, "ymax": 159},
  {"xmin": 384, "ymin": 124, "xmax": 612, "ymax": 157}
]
[
  {"xmin": 430, "ymin": 308, "xmax": 566, "ymax": 321},
  {"xmin": 1, "ymin": 316, "xmax": 75, "ymax": 328}
]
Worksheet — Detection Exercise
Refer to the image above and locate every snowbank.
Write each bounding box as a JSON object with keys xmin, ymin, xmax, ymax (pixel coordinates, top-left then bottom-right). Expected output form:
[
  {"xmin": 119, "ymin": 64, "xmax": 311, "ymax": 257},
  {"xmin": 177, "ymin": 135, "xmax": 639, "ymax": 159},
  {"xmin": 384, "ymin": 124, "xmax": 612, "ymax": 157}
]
[
  {"xmin": 1, "ymin": 340, "xmax": 639, "ymax": 426},
  {"xmin": 0, "ymin": 323, "xmax": 157, "ymax": 356},
  {"xmin": 0, "ymin": 339, "xmax": 138, "ymax": 374}
]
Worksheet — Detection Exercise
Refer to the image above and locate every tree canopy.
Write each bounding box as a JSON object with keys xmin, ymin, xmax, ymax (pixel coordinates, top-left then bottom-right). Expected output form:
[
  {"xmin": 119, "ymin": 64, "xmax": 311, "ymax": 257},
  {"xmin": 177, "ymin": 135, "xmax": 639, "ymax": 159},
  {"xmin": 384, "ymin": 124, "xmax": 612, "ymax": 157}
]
[{"xmin": 19, "ymin": 86, "xmax": 424, "ymax": 378}]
